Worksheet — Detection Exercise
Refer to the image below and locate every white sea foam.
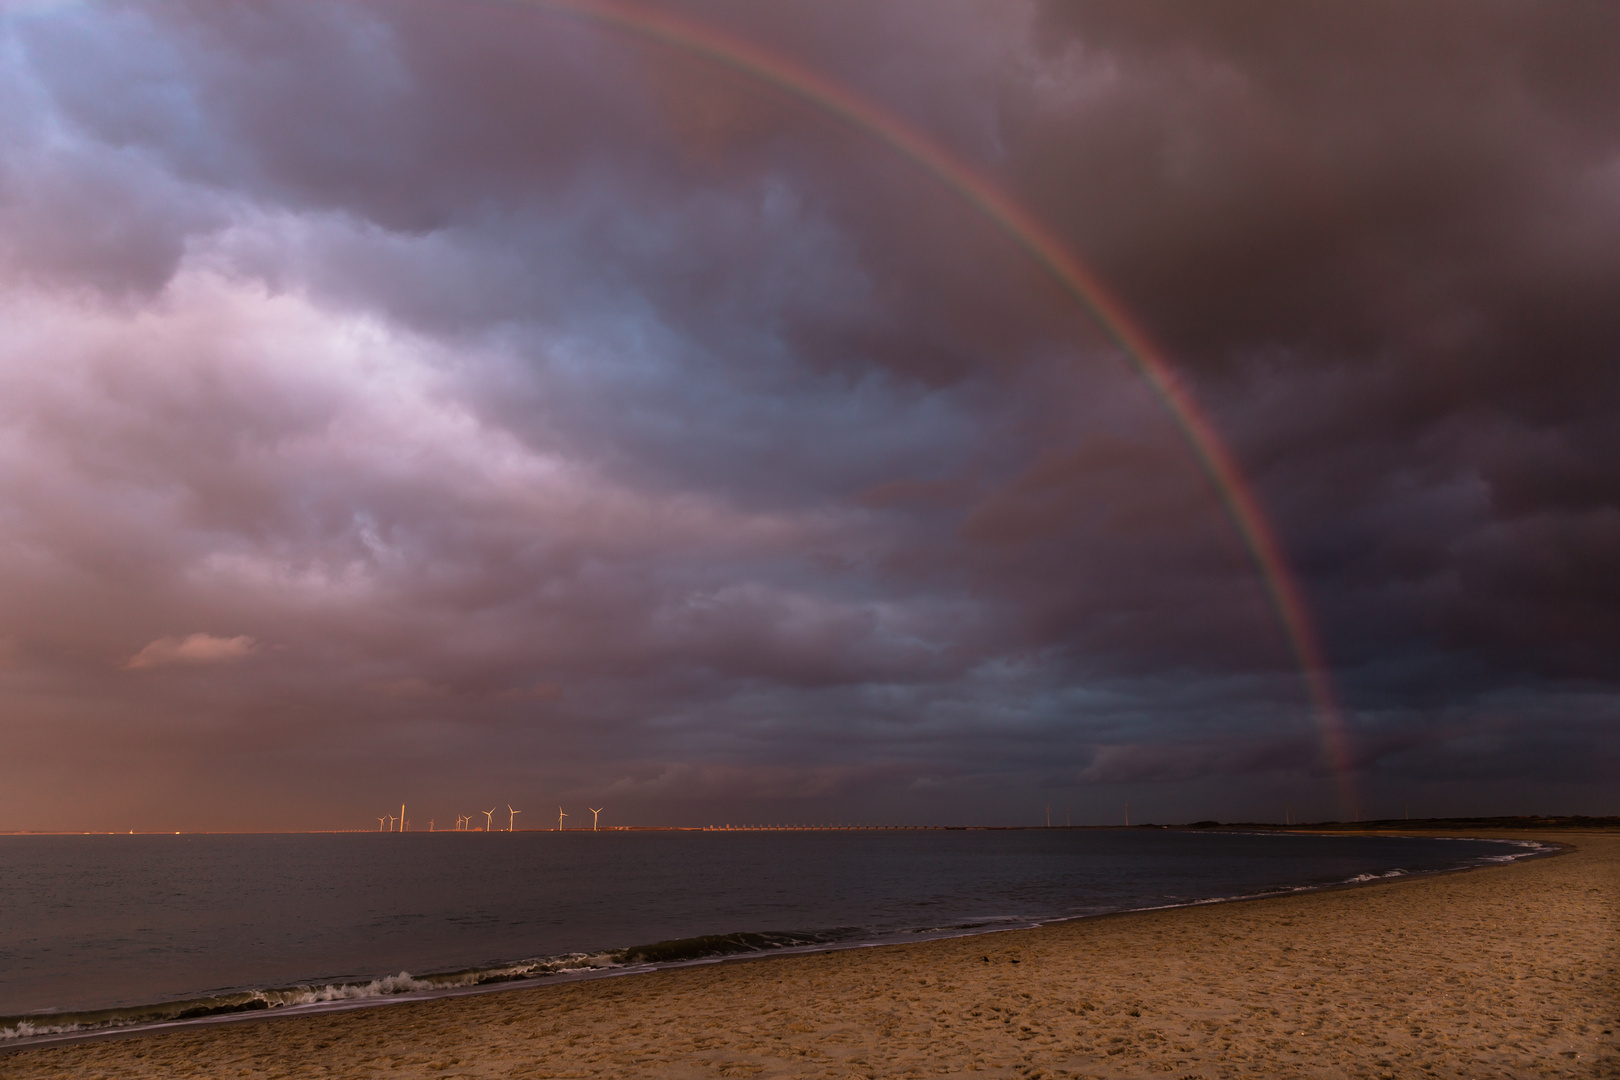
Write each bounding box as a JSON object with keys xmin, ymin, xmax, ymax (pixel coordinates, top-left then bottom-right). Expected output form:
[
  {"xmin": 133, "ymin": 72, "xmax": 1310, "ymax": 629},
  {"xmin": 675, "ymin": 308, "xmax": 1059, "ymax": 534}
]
[{"xmin": 0, "ymin": 955, "xmax": 638, "ymax": 1043}]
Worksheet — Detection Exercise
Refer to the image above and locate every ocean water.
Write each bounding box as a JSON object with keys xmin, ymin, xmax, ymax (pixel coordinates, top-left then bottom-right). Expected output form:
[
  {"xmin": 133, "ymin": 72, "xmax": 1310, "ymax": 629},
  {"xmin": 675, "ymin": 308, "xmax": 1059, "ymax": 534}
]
[{"xmin": 0, "ymin": 828, "xmax": 1543, "ymax": 1041}]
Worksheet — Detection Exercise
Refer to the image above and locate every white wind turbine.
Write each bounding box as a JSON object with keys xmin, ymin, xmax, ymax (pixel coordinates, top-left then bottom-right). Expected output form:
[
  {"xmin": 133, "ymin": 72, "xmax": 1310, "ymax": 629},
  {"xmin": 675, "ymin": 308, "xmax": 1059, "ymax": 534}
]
[
  {"xmin": 482, "ymin": 807, "xmax": 496, "ymax": 831},
  {"xmin": 377, "ymin": 816, "xmax": 387, "ymax": 832},
  {"xmin": 589, "ymin": 807, "xmax": 604, "ymax": 831},
  {"xmin": 387, "ymin": 814, "xmax": 396, "ymax": 832},
  {"xmin": 557, "ymin": 806, "xmax": 569, "ymax": 831},
  {"xmin": 508, "ymin": 805, "xmax": 522, "ymax": 831}
]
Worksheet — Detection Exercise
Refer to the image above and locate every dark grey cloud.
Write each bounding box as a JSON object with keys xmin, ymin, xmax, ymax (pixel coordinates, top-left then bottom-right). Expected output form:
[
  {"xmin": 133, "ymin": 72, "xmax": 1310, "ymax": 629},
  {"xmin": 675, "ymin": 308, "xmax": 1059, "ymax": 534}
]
[
  {"xmin": 1007, "ymin": 4, "xmax": 1620, "ymax": 694},
  {"xmin": 0, "ymin": 0, "xmax": 1613, "ymax": 831}
]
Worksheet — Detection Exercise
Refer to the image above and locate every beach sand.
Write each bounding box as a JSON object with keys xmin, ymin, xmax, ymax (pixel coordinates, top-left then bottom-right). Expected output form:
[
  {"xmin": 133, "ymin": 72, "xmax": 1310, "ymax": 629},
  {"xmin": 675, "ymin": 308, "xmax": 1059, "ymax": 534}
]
[{"xmin": 6, "ymin": 830, "xmax": 1615, "ymax": 1079}]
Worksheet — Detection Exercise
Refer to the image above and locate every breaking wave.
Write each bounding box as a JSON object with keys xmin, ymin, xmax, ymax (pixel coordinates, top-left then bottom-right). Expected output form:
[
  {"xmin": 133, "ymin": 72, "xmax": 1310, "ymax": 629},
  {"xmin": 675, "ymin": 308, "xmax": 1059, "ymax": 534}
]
[{"xmin": 0, "ymin": 931, "xmax": 854, "ymax": 1044}]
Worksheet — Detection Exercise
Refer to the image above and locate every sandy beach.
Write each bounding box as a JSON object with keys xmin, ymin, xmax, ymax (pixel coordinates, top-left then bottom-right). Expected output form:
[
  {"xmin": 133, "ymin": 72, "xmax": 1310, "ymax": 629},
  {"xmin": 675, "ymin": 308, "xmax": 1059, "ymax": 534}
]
[{"xmin": 6, "ymin": 830, "xmax": 1615, "ymax": 1079}]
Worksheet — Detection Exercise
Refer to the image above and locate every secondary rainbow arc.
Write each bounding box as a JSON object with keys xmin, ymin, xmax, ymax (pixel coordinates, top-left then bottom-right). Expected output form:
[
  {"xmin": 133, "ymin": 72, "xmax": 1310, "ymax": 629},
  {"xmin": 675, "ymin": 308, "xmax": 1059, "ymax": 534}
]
[{"xmin": 496, "ymin": 0, "xmax": 1358, "ymax": 818}]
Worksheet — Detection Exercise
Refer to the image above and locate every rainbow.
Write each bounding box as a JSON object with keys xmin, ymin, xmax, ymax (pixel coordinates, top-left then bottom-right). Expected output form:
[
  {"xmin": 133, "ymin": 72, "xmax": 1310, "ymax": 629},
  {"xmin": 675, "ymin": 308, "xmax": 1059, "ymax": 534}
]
[{"xmin": 492, "ymin": 0, "xmax": 1357, "ymax": 817}]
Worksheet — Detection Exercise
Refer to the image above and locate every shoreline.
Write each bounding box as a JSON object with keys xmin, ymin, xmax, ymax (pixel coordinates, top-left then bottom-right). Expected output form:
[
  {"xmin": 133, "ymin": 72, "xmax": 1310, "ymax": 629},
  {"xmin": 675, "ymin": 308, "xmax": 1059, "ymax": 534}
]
[
  {"xmin": 6, "ymin": 829, "xmax": 1607, "ymax": 1075},
  {"xmin": 0, "ymin": 833, "xmax": 1554, "ymax": 1050},
  {"xmin": 0, "ymin": 831, "xmax": 1575, "ymax": 1063},
  {"xmin": 7, "ymin": 828, "xmax": 1613, "ymax": 1077}
]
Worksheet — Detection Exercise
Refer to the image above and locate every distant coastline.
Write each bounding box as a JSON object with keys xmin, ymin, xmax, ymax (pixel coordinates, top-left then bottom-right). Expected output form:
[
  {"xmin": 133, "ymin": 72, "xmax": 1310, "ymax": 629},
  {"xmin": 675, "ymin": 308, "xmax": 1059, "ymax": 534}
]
[{"xmin": 3, "ymin": 814, "xmax": 1615, "ymax": 836}]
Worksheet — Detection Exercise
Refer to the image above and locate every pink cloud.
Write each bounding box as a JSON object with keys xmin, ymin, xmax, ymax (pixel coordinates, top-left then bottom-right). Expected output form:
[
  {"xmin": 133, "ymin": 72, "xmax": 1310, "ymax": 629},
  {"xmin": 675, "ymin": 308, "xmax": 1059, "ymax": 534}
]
[{"xmin": 124, "ymin": 633, "xmax": 259, "ymax": 670}]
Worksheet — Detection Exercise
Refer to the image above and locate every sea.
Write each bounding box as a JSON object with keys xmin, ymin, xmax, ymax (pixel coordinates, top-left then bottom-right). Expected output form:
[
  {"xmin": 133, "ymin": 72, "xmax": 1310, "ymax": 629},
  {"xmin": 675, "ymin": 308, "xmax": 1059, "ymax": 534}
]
[{"xmin": 0, "ymin": 828, "xmax": 1547, "ymax": 1043}]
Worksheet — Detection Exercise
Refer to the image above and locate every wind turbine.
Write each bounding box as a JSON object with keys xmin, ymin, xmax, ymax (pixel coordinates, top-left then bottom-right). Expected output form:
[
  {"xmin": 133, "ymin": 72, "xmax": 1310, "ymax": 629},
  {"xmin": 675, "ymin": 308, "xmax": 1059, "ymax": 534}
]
[
  {"xmin": 508, "ymin": 805, "xmax": 522, "ymax": 831},
  {"xmin": 377, "ymin": 816, "xmax": 386, "ymax": 832},
  {"xmin": 557, "ymin": 806, "xmax": 569, "ymax": 831},
  {"xmin": 589, "ymin": 807, "xmax": 604, "ymax": 831},
  {"xmin": 387, "ymin": 814, "xmax": 396, "ymax": 832},
  {"xmin": 482, "ymin": 807, "xmax": 496, "ymax": 831}
]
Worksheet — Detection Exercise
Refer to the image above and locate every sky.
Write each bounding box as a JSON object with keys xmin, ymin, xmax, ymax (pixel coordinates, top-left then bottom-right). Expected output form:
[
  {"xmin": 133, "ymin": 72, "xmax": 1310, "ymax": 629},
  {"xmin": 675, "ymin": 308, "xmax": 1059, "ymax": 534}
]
[{"xmin": 0, "ymin": 0, "xmax": 1616, "ymax": 831}]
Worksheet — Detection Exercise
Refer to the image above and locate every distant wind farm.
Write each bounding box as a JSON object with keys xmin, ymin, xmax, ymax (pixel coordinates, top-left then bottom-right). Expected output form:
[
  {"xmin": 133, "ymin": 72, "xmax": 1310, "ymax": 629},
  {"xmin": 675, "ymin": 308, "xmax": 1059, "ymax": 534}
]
[{"xmin": 369, "ymin": 805, "xmax": 606, "ymax": 831}]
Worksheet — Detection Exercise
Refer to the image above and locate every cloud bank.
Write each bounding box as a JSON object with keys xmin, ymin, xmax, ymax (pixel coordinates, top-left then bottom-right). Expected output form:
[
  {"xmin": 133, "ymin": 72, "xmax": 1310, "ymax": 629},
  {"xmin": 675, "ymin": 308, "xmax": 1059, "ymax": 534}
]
[{"xmin": 0, "ymin": 0, "xmax": 1614, "ymax": 829}]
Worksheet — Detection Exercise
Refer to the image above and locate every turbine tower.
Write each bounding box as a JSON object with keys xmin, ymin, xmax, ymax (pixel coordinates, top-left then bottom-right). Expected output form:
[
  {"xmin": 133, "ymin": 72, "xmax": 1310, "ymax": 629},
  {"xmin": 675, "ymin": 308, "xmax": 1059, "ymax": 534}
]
[
  {"xmin": 589, "ymin": 807, "xmax": 604, "ymax": 831},
  {"xmin": 508, "ymin": 805, "xmax": 522, "ymax": 831},
  {"xmin": 557, "ymin": 806, "xmax": 569, "ymax": 831}
]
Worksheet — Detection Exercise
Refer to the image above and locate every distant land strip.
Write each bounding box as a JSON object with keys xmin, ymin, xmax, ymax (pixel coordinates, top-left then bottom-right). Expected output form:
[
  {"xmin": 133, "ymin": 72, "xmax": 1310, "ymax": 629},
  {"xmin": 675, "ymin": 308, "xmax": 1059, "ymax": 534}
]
[{"xmin": 3, "ymin": 815, "xmax": 1616, "ymax": 835}]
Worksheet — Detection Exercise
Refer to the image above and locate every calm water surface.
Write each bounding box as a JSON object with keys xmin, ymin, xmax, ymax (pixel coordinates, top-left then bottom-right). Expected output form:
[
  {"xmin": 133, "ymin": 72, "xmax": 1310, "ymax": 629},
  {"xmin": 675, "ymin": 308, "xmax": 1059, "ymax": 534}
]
[{"xmin": 0, "ymin": 829, "xmax": 1538, "ymax": 1034}]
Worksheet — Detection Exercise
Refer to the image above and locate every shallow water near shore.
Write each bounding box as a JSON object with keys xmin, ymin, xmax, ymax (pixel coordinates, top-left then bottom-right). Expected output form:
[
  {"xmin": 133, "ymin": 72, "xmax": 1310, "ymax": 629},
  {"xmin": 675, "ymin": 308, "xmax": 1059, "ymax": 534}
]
[{"xmin": 0, "ymin": 829, "xmax": 1543, "ymax": 1040}]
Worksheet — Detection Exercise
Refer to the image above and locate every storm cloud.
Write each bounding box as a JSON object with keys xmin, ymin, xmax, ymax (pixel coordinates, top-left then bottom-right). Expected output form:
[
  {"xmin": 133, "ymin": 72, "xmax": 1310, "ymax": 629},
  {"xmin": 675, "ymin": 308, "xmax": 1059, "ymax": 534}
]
[{"xmin": 0, "ymin": 0, "xmax": 1614, "ymax": 830}]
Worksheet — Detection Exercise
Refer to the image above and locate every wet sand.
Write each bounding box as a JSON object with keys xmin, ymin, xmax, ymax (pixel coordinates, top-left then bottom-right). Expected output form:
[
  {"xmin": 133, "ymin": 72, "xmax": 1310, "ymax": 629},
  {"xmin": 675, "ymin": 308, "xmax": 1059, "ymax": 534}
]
[{"xmin": 7, "ymin": 830, "xmax": 1616, "ymax": 1079}]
